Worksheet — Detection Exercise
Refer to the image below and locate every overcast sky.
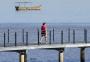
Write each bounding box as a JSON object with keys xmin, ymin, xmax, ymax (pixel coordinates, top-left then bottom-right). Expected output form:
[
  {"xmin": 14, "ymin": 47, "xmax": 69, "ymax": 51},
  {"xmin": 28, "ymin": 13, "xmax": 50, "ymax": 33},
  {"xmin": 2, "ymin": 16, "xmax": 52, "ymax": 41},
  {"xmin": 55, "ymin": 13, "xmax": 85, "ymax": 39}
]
[{"xmin": 0, "ymin": 0, "xmax": 90, "ymax": 23}]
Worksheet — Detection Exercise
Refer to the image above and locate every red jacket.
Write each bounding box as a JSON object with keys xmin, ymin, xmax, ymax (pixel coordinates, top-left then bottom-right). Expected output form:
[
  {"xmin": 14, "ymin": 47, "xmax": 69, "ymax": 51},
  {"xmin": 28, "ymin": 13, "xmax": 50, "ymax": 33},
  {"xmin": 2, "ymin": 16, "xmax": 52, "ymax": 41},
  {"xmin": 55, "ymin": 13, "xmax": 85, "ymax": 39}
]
[{"xmin": 41, "ymin": 25, "xmax": 46, "ymax": 32}]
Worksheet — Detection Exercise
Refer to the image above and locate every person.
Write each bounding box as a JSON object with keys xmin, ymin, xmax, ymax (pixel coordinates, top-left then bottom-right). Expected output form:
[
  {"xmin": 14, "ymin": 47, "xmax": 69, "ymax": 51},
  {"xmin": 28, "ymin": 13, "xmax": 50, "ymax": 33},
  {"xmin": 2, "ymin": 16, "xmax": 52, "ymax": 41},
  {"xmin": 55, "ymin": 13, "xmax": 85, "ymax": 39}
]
[{"xmin": 40, "ymin": 22, "xmax": 48, "ymax": 43}]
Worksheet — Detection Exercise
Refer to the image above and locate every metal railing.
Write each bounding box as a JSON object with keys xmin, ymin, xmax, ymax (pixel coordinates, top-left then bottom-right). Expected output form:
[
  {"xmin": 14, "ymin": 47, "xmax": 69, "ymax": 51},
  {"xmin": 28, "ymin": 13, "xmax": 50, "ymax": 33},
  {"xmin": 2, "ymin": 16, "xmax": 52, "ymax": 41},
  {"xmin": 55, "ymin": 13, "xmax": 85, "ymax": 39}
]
[{"xmin": 0, "ymin": 28, "xmax": 89, "ymax": 47}]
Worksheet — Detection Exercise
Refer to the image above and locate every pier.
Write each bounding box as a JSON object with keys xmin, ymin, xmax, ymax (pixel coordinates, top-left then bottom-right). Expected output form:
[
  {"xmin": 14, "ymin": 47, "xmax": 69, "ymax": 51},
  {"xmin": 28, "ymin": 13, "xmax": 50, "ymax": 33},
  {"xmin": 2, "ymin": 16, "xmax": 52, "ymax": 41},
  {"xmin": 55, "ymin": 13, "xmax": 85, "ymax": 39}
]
[{"xmin": 0, "ymin": 28, "xmax": 90, "ymax": 62}]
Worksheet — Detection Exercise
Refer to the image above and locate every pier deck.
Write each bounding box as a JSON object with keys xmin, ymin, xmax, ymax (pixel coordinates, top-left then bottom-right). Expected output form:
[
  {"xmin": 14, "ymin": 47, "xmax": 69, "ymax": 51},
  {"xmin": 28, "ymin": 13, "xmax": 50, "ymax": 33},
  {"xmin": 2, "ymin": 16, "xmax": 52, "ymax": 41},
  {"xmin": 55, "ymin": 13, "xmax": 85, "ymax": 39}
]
[
  {"xmin": 0, "ymin": 28, "xmax": 89, "ymax": 62},
  {"xmin": 0, "ymin": 43, "xmax": 90, "ymax": 51}
]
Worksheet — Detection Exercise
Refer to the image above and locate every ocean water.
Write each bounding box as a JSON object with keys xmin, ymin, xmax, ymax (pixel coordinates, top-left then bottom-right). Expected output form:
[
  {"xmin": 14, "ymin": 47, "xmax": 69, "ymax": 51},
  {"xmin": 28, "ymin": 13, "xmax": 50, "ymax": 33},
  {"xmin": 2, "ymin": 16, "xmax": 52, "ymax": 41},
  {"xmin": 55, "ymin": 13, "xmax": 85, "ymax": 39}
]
[{"xmin": 0, "ymin": 23, "xmax": 90, "ymax": 62}]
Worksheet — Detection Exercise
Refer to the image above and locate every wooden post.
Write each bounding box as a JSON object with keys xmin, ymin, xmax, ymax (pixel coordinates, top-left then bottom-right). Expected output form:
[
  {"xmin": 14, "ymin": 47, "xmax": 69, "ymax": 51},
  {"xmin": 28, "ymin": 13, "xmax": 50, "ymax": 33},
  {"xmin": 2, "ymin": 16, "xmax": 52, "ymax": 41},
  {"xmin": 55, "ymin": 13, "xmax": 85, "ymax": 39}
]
[
  {"xmin": 84, "ymin": 29, "xmax": 87, "ymax": 43},
  {"xmin": 26, "ymin": 32, "xmax": 28, "ymax": 45},
  {"xmin": 58, "ymin": 48, "xmax": 64, "ymax": 62},
  {"xmin": 4, "ymin": 32, "xmax": 6, "ymax": 47},
  {"xmin": 68, "ymin": 28, "xmax": 70, "ymax": 43},
  {"xmin": 61, "ymin": 30, "xmax": 63, "ymax": 44},
  {"xmin": 15, "ymin": 32, "xmax": 17, "ymax": 46},
  {"xmin": 8, "ymin": 29, "xmax": 9, "ymax": 43},
  {"xmin": 53, "ymin": 28, "xmax": 55, "ymax": 43},
  {"xmin": 80, "ymin": 48, "xmax": 85, "ymax": 62},
  {"xmin": 22, "ymin": 29, "xmax": 24, "ymax": 44},
  {"xmin": 19, "ymin": 50, "xmax": 27, "ymax": 62},
  {"xmin": 49, "ymin": 30, "xmax": 51, "ymax": 44},
  {"xmin": 73, "ymin": 30, "xmax": 75, "ymax": 43},
  {"xmin": 37, "ymin": 28, "xmax": 39, "ymax": 45}
]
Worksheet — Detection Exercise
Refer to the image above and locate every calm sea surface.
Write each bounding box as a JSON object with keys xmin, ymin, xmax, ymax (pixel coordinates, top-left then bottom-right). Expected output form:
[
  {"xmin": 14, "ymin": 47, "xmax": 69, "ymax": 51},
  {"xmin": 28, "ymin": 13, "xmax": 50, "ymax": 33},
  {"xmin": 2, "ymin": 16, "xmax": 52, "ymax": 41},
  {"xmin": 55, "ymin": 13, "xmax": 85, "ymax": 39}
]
[{"xmin": 0, "ymin": 23, "xmax": 90, "ymax": 62}]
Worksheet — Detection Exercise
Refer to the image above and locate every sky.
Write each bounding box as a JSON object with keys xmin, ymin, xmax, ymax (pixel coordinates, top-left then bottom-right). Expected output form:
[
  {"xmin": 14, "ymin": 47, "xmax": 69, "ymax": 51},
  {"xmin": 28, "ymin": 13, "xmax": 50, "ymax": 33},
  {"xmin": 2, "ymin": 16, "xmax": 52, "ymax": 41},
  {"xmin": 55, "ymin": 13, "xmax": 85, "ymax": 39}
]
[{"xmin": 0, "ymin": 0, "xmax": 90, "ymax": 23}]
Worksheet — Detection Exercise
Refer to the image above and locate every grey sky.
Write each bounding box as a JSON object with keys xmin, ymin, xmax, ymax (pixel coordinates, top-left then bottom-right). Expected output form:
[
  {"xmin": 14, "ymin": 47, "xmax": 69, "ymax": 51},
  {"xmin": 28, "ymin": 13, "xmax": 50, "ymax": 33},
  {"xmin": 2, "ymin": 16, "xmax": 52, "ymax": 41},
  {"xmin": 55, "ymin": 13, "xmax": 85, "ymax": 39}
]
[{"xmin": 0, "ymin": 0, "xmax": 90, "ymax": 23}]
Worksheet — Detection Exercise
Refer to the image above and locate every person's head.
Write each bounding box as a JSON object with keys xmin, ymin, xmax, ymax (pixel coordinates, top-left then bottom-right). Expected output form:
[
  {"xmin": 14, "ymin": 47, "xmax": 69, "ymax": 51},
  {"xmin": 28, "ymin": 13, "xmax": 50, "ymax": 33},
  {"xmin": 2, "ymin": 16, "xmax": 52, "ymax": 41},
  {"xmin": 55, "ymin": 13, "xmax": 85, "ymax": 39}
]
[{"xmin": 42, "ymin": 22, "xmax": 46, "ymax": 25}]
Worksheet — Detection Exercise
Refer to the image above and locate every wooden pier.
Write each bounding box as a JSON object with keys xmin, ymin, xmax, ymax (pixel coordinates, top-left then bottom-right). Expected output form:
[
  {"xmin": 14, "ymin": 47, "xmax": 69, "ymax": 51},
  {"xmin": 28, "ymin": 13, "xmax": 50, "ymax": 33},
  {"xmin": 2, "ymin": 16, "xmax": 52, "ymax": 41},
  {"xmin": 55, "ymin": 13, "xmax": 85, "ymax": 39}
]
[{"xmin": 0, "ymin": 28, "xmax": 90, "ymax": 62}]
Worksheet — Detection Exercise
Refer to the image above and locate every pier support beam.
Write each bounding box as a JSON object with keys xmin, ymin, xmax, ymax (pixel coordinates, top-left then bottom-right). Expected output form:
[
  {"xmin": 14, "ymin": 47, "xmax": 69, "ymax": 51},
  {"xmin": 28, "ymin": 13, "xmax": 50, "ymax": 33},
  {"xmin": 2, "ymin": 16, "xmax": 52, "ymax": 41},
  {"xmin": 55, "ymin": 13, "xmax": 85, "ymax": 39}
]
[
  {"xmin": 57, "ymin": 48, "xmax": 64, "ymax": 62},
  {"xmin": 18, "ymin": 50, "xmax": 27, "ymax": 62},
  {"xmin": 80, "ymin": 48, "xmax": 85, "ymax": 62}
]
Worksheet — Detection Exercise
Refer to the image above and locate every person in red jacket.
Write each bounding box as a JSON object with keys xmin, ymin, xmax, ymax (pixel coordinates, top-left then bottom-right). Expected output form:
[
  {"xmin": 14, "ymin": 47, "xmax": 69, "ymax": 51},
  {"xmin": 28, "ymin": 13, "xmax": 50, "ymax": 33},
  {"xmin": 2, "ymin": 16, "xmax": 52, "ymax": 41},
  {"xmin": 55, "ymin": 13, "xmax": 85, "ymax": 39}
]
[{"xmin": 40, "ymin": 22, "xmax": 47, "ymax": 43}]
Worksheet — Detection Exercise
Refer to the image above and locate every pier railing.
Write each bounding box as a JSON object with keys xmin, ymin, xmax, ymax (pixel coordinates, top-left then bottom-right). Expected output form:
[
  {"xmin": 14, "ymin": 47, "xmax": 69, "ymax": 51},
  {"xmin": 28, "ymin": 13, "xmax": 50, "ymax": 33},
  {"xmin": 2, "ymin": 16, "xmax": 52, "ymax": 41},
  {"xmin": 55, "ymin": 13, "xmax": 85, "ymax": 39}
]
[{"xmin": 0, "ymin": 28, "xmax": 89, "ymax": 47}]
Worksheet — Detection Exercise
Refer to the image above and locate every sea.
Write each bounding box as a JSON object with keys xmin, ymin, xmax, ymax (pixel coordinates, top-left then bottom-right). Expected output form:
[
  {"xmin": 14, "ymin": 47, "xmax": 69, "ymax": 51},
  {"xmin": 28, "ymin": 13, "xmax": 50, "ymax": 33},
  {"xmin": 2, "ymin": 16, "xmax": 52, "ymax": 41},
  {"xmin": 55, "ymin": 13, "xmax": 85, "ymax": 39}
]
[{"xmin": 0, "ymin": 23, "xmax": 90, "ymax": 62}]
